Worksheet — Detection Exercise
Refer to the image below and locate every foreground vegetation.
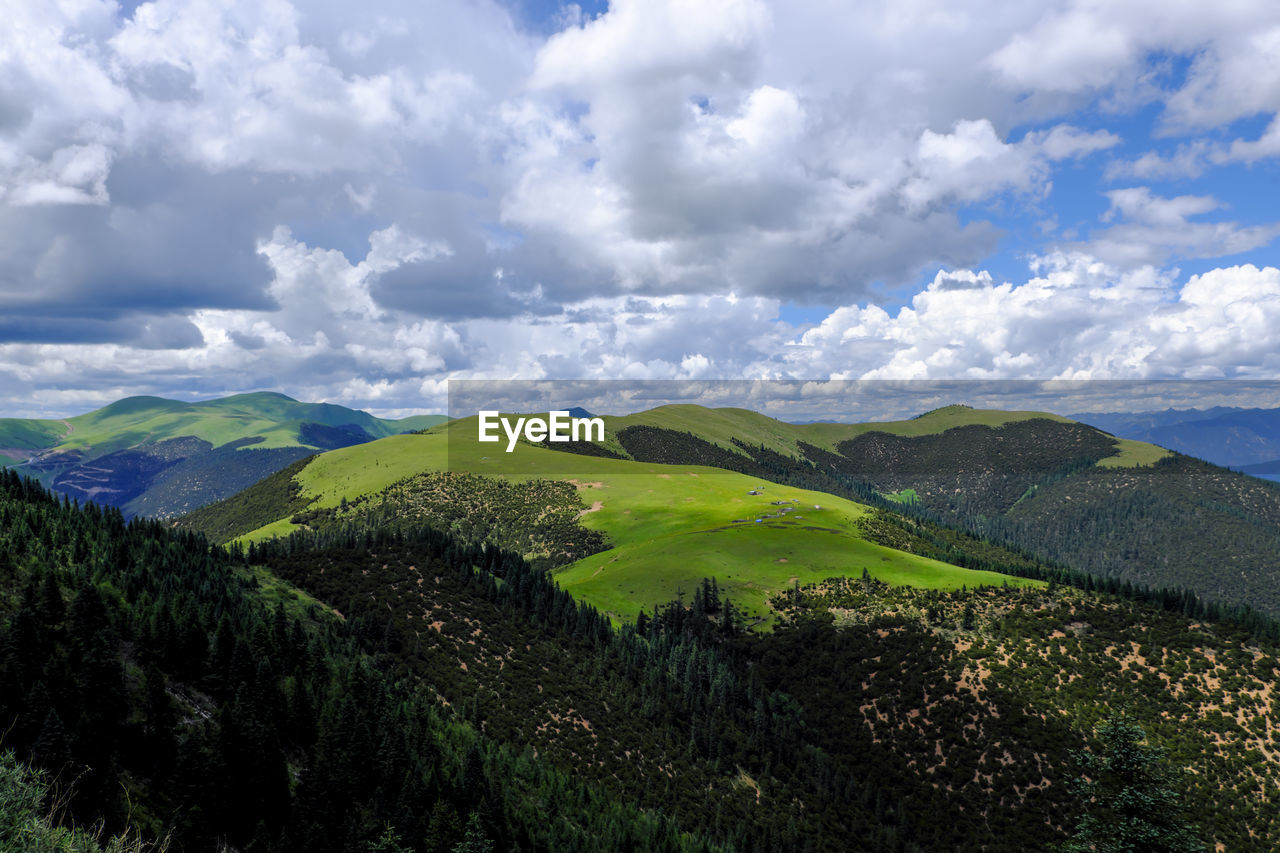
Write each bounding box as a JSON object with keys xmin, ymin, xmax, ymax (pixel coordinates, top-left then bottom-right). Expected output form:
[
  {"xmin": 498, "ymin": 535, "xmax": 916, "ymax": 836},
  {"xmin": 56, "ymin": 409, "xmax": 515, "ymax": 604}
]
[
  {"xmin": 0, "ymin": 472, "xmax": 715, "ymax": 852},
  {"xmin": 6, "ymin": 466, "xmax": 1278, "ymax": 849}
]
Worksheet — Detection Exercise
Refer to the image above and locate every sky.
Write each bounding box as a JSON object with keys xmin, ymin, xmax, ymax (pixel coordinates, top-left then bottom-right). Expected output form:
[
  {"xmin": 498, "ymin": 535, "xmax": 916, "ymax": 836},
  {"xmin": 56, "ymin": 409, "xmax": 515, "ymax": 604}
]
[{"xmin": 5, "ymin": 0, "xmax": 1280, "ymax": 418}]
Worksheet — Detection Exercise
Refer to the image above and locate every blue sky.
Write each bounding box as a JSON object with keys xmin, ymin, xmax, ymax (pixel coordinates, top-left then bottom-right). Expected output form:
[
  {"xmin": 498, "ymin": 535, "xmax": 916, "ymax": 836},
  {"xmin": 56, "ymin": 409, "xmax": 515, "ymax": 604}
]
[{"xmin": 4, "ymin": 0, "xmax": 1280, "ymax": 417}]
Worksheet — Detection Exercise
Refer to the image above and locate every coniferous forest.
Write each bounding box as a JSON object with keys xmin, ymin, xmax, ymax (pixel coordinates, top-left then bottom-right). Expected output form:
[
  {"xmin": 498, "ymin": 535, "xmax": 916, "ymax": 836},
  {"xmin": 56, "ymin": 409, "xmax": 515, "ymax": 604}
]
[{"xmin": 3, "ymin": 464, "xmax": 1278, "ymax": 851}]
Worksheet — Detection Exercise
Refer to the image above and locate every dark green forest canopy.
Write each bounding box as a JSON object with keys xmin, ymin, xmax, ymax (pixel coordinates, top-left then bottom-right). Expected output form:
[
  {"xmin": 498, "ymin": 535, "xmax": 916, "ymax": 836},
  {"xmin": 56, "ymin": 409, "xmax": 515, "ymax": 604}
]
[
  {"xmin": 4, "ymin": 469, "xmax": 1279, "ymax": 851},
  {"xmin": 0, "ymin": 471, "xmax": 716, "ymax": 853}
]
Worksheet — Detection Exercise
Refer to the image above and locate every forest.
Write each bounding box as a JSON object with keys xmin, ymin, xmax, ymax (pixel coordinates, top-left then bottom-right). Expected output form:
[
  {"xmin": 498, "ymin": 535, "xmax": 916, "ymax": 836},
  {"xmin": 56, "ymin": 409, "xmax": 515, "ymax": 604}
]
[{"xmin": 2, "ymin": 467, "xmax": 1273, "ymax": 850}]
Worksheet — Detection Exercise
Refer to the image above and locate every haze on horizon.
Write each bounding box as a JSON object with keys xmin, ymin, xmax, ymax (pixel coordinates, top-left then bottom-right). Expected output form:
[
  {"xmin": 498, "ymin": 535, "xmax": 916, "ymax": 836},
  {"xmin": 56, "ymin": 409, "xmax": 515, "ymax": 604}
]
[{"xmin": 4, "ymin": 0, "xmax": 1280, "ymax": 419}]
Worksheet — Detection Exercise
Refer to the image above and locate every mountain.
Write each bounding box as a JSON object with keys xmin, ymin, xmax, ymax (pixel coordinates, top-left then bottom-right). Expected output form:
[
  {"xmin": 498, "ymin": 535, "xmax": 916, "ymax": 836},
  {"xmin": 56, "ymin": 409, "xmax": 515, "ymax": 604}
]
[
  {"xmin": 178, "ymin": 417, "xmax": 1039, "ymax": 626},
  {"xmin": 181, "ymin": 401, "xmax": 1280, "ymax": 618},
  {"xmin": 1073, "ymin": 405, "xmax": 1280, "ymax": 469},
  {"xmin": 178, "ymin": 400, "xmax": 1280, "ymax": 620},
  {"xmin": 0, "ymin": 392, "xmax": 446, "ymax": 517},
  {"xmin": 570, "ymin": 403, "xmax": 1280, "ymax": 615},
  {"xmin": 5, "ymin": 457, "xmax": 1277, "ymax": 850}
]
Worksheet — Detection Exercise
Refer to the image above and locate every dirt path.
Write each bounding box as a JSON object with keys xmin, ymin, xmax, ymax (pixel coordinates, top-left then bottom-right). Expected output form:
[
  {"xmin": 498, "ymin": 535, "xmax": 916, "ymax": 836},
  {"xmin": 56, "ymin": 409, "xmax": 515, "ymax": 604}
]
[{"xmin": 576, "ymin": 500, "xmax": 604, "ymax": 520}]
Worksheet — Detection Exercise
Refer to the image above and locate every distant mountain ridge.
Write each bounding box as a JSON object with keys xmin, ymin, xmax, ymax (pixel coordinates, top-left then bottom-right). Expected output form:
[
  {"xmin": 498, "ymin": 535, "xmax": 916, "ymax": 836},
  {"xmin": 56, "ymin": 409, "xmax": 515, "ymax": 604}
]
[
  {"xmin": 1073, "ymin": 404, "xmax": 1280, "ymax": 476},
  {"xmin": 0, "ymin": 392, "xmax": 446, "ymax": 517}
]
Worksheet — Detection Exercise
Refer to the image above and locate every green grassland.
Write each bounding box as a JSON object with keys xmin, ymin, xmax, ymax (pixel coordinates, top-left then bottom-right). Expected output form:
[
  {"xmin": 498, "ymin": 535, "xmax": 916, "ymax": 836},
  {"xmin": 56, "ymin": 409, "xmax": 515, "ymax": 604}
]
[
  {"xmin": 0, "ymin": 417, "xmax": 67, "ymax": 455},
  {"xmin": 235, "ymin": 416, "xmax": 1039, "ymax": 625},
  {"xmin": 557, "ymin": 522, "xmax": 1027, "ymax": 624},
  {"xmin": 0, "ymin": 392, "xmax": 446, "ymax": 463},
  {"xmin": 54, "ymin": 392, "xmax": 446, "ymax": 455},
  {"xmin": 0, "ymin": 393, "xmax": 448, "ymax": 517},
  {"xmin": 1096, "ymin": 435, "xmax": 1173, "ymax": 467}
]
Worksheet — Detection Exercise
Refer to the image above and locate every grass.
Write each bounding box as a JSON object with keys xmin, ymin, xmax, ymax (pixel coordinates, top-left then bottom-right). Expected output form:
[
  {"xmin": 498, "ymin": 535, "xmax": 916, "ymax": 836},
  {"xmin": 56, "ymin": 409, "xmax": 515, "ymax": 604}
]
[
  {"xmin": 599, "ymin": 402, "xmax": 1084, "ymax": 456},
  {"xmin": 240, "ymin": 563, "xmax": 333, "ymax": 620},
  {"xmin": 6, "ymin": 393, "xmax": 446, "ymax": 458},
  {"xmin": 238, "ymin": 417, "xmax": 1042, "ymax": 626},
  {"xmin": 556, "ymin": 519, "xmax": 1033, "ymax": 626},
  {"xmin": 0, "ymin": 418, "xmax": 67, "ymax": 452},
  {"xmin": 1096, "ymin": 437, "xmax": 1173, "ymax": 468},
  {"xmin": 792, "ymin": 404, "xmax": 1076, "ymax": 450}
]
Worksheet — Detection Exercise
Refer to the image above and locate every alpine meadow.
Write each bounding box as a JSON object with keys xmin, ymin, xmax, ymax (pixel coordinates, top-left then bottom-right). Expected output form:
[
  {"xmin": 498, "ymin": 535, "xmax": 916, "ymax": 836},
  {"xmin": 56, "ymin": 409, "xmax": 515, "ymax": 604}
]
[{"xmin": 7, "ymin": 2, "xmax": 1280, "ymax": 852}]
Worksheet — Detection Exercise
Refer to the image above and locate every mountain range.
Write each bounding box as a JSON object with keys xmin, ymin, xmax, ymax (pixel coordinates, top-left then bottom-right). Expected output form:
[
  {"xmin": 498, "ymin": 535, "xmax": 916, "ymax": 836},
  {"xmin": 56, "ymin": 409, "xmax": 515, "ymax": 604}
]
[
  {"xmin": 1073, "ymin": 404, "xmax": 1280, "ymax": 478},
  {"xmin": 0, "ymin": 392, "xmax": 446, "ymax": 518},
  {"xmin": 4, "ymin": 395, "xmax": 1280, "ymax": 850}
]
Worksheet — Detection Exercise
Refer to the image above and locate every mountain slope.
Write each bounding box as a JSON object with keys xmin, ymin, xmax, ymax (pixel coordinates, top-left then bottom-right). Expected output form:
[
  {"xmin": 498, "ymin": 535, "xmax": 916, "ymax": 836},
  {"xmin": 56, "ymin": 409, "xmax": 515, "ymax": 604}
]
[
  {"xmin": 1074, "ymin": 404, "xmax": 1280, "ymax": 468},
  {"xmin": 0, "ymin": 393, "xmax": 446, "ymax": 517},
  {"xmin": 562, "ymin": 404, "xmax": 1279, "ymax": 615},
  {"xmin": 181, "ymin": 400, "xmax": 1280, "ymax": 615},
  {"xmin": 0, "ymin": 471, "xmax": 719, "ymax": 853},
  {"xmin": 251, "ymin": 505, "xmax": 1280, "ymax": 852},
  {"xmin": 179, "ymin": 420, "xmax": 1042, "ymax": 625}
]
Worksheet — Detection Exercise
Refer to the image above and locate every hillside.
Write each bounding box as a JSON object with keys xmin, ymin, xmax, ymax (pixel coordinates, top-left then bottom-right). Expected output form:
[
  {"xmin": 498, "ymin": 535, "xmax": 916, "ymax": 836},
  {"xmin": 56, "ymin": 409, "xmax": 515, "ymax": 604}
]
[
  {"xmin": 0, "ymin": 471, "xmax": 721, "ymax": 853},
  {"xmin": 8, "ymin": 439, "xmax": 1280, "ymax": 850},
  {"xmin": 590, "ymin": 403, "xmax": 1085, "ymax": 459},
  {"xmin": 539, "ymin": 403, "xmax": 1279, "ymax": 616},
  {"xmin": 180, "ymin": 420, "xmax": 1042, "ymax": 626},
  {"xmin": 181, "ymin": 400, "xmax": 1280, "ymax": 620},
  {"xmin": 1074, "ymin": 404, "xmax": 1280, "ymax": 469},
  {"xmin": 0, "ymin": 392, "xmax": 446, "ymax": 518},
  {"xmin": 254, "ymin": 502, "xmax": 1280, "ymax": 850}
]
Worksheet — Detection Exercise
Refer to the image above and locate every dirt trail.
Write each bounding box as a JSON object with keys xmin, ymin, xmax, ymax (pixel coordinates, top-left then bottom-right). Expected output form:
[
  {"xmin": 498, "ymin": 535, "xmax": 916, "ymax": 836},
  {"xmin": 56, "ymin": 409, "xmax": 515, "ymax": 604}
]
[{"xmin": 576, "ymin": 500, "xmax": 604, "ymax": 520}]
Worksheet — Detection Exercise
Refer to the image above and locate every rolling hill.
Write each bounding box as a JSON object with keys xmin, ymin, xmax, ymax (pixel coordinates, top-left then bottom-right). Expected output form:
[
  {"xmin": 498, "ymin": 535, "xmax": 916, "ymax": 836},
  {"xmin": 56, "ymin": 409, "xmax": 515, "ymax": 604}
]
[
  {"xmin": 0, "ymin": 392, "xmax": 446, "ymax": 517},
  {"xmin": 180, "ymin": 399, "xmax": 1280, "ymax": 619},
  {"xmin": 9, "ymin": 406, "xmax": 1280, "ymax": 850},
  {"xmin": 179, "ymin": 417, "xmax": 1043, "ymax": 626},
  {"xmin": 147, "ymin": 455, "xmax": 1280, "ymax": 850},
  {"xmin": 544, "ymin": 403, "xmax": 1280, "ymax": 616}
]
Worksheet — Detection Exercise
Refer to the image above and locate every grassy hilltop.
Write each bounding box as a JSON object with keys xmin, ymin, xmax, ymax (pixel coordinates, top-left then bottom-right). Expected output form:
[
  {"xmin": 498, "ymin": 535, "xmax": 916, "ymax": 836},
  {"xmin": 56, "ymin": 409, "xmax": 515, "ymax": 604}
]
[
  {"xmin": 10, "ymin": 404, "xmax": 1280, "ymax": 851},
  {"xmin": 183, "ymin": 399, "xmax": 1280, "ymax": 618},
  {"xmin": 186, "ymin": 416, "xmax": 1033, "ymax": 624},
  {"xmin": 0, "ymin": 392, "xmax": 446, "ymax": 517}
]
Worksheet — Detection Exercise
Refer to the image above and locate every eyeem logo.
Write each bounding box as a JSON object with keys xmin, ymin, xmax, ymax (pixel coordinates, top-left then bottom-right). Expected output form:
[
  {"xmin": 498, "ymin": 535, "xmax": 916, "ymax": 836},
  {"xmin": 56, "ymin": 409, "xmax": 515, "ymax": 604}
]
[{"xmin": 478, "ymin": 410, "xmax": 605, "ymax": 452}]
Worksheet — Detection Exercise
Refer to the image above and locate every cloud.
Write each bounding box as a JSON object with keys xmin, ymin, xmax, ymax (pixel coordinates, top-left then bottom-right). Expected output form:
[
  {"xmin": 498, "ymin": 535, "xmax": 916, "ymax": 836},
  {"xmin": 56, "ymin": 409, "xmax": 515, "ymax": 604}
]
[
  {"xmin": 5, "ymin": 0, "xmax": 1280, "ymax": 417},
  {"xmin": 1104, "ymin": 140, "xmax": 1220, "ymax": 181},
  {"xmin": 1067, "ymin": 187, "xmax": 1280, "ymax": 266},
  {"xmin": 788, "ymin": 256, "xmax": 1280, "ymax": 381},
  {"xmin": 6, "ymin": 237, "xmax": 1280, "ymax": 418}
]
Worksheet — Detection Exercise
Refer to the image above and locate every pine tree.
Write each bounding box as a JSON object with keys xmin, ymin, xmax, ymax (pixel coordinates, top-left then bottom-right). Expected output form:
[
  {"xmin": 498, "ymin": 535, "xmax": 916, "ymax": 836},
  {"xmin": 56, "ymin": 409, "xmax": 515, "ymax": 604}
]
[{"xmin": 1063, "ymin": 713, "xmax": 1204, "ymax": 852}]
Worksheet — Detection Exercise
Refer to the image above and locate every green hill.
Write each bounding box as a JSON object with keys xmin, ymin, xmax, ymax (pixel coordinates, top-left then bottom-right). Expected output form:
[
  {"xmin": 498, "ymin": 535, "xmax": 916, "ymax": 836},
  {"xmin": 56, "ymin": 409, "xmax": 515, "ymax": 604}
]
[
  {"xmin": 0, "ymin": 393, "xmax": 446, "ymax": 517},
  {"xmin": 180, "ymin": 399, "xmax": 1280, "ymax": 618},
  {"xmin": 550, "ymin": 403, "xmax": 1280, "ymax": 616},
  {"xmin": 596, "ymin": 402, "xmax": 1151, "ymax": 462},
  {"xmin": 8, "ymin": 432, "xmax": 1279, "ymax": 850},
  {"xmin": 179, "ymin": 418, "xmax": 1041, "ymax": 625}
]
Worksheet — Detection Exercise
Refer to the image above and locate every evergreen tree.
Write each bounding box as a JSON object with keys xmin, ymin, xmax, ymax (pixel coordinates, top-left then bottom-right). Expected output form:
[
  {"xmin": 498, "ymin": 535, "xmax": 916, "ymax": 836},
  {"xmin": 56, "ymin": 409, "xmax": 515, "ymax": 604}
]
[
  {"xmin": 1063, "ymin": 713, "xmax": 1204, "ymax": 853},
  {"xmin": 451, "ymin": 812, "xmax": 495, "ymax": 853}
]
